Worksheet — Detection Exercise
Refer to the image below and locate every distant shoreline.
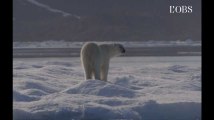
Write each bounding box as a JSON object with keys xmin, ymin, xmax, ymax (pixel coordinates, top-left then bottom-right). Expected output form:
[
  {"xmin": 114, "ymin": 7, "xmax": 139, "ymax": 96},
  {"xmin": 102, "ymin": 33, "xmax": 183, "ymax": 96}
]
[{"xmin": 13, "ymin": 46, "xmax": 201, "ymax": 58}]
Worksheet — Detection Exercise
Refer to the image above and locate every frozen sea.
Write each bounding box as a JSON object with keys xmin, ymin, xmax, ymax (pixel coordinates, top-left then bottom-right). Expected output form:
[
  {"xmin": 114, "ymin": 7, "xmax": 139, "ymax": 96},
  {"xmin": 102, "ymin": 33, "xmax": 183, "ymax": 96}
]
[{"xmin": 13, "ymin": 56, "xmax": 201, "ymax": 120}]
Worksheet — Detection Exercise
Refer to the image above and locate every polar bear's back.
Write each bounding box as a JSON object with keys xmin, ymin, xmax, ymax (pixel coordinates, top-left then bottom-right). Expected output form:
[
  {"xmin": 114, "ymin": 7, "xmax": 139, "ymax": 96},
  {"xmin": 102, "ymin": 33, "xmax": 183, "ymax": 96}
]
[{"xmin": 80, "ymin": 42, "xmax": 101, "ymax": 66}]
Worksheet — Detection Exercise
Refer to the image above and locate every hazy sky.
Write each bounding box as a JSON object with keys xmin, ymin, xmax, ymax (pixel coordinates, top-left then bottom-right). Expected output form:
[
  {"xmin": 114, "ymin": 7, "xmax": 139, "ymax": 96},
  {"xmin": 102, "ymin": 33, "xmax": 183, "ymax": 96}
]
[{"xmin": 13, "ymin": 0, "xmax": 201, "ymax": 41}]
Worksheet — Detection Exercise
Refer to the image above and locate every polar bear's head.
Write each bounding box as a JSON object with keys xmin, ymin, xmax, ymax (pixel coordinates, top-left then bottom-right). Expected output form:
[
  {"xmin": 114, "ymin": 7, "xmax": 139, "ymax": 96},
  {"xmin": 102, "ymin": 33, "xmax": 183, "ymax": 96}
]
[{"xmin": 109, "ymin": 43, "xmax": 126, "ymax": 57}]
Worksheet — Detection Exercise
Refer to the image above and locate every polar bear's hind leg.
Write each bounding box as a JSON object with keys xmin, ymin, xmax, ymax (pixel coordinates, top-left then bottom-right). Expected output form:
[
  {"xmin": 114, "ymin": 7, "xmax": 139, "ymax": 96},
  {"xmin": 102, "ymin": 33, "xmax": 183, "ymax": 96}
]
[
  {"xmin": 83, "ymin": 63, "xmax": 93, "ymax": 80},
  {"xmin": 94, "ymin": 63, "xmax": 101, "ymax": 80}
]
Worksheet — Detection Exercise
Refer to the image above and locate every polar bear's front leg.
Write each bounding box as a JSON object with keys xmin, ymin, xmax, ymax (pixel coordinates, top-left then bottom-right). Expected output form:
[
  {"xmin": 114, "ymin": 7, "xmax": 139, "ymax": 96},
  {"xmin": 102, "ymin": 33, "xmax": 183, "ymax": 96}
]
[{"xmin": 101, "ymin": 63, "xmax": 109, "ymax": 81}]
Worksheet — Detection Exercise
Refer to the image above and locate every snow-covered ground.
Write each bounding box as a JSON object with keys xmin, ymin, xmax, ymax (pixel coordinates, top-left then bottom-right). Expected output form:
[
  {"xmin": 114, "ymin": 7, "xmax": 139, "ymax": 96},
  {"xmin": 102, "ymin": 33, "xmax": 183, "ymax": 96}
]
[
  {"xmin": 13, "ymin": 40, "xmax": 201, "ymax": 48},
  {"xmin": 13, "ymin": 56, "xmax": 201, "ymax": 120}
]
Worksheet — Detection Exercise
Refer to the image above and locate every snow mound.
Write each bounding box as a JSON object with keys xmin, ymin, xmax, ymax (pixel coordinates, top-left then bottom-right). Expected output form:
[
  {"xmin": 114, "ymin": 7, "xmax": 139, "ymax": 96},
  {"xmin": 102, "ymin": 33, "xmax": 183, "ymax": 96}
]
[
  {"xmin": 64, "ymin": 80, "xmax": 138, "ymax": 98},
  {"xmin": 168, "ymin": 65, "xmax": 190, "ymax": 73},
  {"xmin": 133, "ymin": 100, "xmax": 201, "ymax": 120},
  {"xmin": 22, "ymin": 81, "xmax": 58, "ymax": 94},
  {"xmin": 13, "ymin": 99, "xmax": 201, "ymax": 120},
  {"xmin": 13, "ymin": 57, "xmax": 201, "ymax": 120},
  {"xmin": 13, "ymin": 90, "xmax": 39, "ymax": 102}
]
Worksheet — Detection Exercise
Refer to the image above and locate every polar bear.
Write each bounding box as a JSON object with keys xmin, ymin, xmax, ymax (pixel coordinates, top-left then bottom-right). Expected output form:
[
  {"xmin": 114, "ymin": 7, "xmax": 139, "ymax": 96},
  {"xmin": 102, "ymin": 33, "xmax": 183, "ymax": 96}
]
[{"xmin": 80, "ymin": 42, "xmax": 126, "ymax": 81}]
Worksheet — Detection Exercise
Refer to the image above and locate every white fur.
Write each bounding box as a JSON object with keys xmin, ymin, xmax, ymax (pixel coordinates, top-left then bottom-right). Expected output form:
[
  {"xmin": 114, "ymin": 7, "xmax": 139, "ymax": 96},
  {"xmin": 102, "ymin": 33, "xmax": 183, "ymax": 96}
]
[{"xmin": 80, "ymin": 42, "xmax": 125, "ymax": 81}]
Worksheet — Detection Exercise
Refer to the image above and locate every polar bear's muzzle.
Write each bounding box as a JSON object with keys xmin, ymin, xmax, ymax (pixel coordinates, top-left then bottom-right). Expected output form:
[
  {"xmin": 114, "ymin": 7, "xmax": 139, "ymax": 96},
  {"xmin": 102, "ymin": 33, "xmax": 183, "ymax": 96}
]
[
  {"xmin": 114, "ymin": 44, "xmax": 125, "ymax": 54},
  {"xmin": 119, "ymin": 45, "xmax": 125, "ymax": 53},
  {"xmin": 121, "ymin": 47, "xmax": 126, "ymax": 53}
]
